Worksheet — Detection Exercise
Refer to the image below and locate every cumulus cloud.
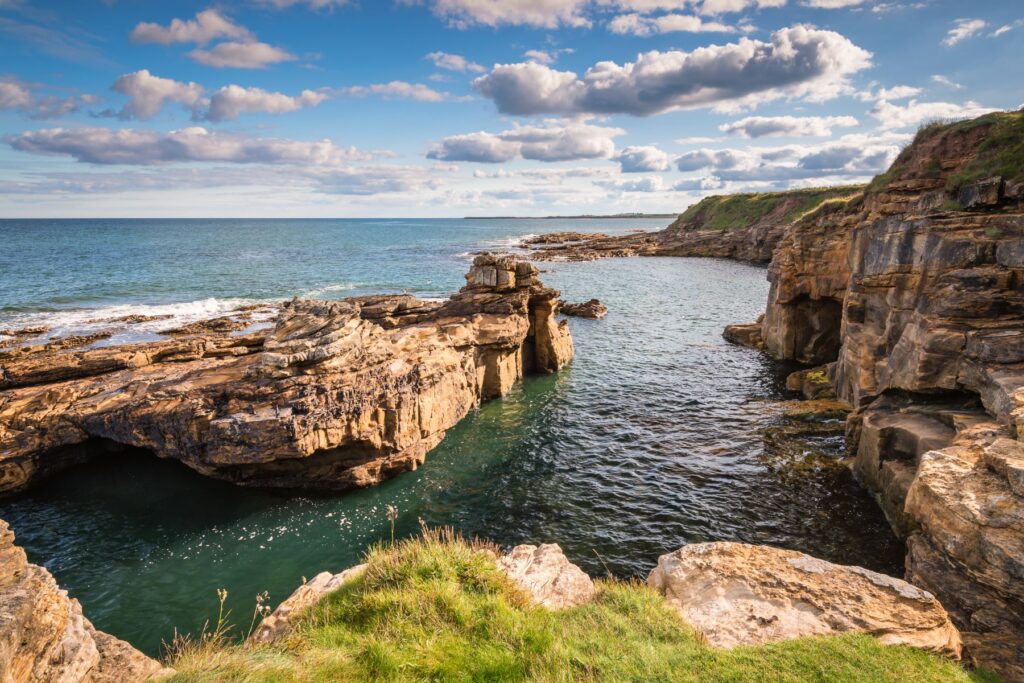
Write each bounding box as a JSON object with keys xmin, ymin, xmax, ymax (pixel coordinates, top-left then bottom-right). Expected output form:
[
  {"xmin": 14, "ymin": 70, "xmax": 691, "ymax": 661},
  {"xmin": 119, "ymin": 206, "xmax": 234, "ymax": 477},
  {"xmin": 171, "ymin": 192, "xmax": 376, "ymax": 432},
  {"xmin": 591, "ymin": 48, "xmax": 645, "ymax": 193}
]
[
  {"xmin": 107, "ymin": 70, "xmax": 205, "ymax": 120},
  {"xmin": 943, "ymin": 18, "xmax": 986, "ymax": 46},
  {"xmin": 428, "ymin": 121, "xmax": 623, "ymax": 163},
  {"xmin": 337, "ymin": 81, "xmax": 450, "ymax": 102},
  {"xmin": 598, "ymin": 175, "xmax": 667, "ymax": 192},
  {"xmin": 419, "ymin": 0, "xmax": 591, "ymax": 28},
  {"xmin": 473, "ymin": 26, "xmax": 872, "ymax": 117},
  {"xmin": 129, "ymin": 9, "xmax": 251, "ymax": 45},
  {"xmin": 6, "ymin": 126, "xmax": 372, "ymax": 166},
  {"xmin": 523, "ymin": 48, "xmax": 574, "ymax": 65},
  {"xmin": 692, "ymin": 0, "xmax": 786, "ymax": 14},
  {"xmin": 616, "ymin": 145, "xmax": 671, "ymax": 172},
  {"xmin": 258, "ymin": 0, "xmax": 352, "ymax": 8},
  {"xmin": 607, "ymin": 12, "xmax": 735, "ymax": 35},
  {"xmin": 425, "ymin": 51, "xmax": 485, "ymax": 73},
  {"xmin": 869, "ymin": 99, "xmax": 998, "ymax": 129},
  {"xmin": 206, "ymin": 86, "xmax": 327, "ymax": 121},
  {"xmin": 674, "ymin": 133, "xmax": 904, "ymax": 182},
  {"xmin": 801, "ymin": 0, "xmax": 866, "ymax": 8},
  {"xmin": 1, "ymin": 78, "xmax": 96, "ymax": 120},
  {"xmin": 720, "ymin": 114, "xmax": 859, "ymax": 137},
  {"xmin": 188, "ymin": 41, "xmax": 296, "ymax": 68}
]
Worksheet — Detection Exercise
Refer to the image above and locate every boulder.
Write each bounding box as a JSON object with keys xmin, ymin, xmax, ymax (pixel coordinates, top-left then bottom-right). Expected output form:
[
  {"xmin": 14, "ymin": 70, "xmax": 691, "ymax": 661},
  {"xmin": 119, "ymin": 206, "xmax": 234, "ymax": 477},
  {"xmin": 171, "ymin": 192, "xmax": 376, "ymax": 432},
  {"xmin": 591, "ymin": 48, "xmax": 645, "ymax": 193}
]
[
  {"xmin": 250, "ymin": 564, "xmax": 367, "ymax": 644},
  {"xmin": 0, "ymin": 519, "xmax": 168, "ymax": 682},
  {"xmin": 559, "ymin": 299, "xmax": 608, "ymax": 319},
  {"xmin": 497, "ymin": 544, "xmax": 595, "ymax": 609},
  {"xmin": 723, "ymin": 322, "xmax": 764, "ymax": 350},
  {"xmin": 647, "ymin": 542, "xmax": 961, "ymax": 657}
]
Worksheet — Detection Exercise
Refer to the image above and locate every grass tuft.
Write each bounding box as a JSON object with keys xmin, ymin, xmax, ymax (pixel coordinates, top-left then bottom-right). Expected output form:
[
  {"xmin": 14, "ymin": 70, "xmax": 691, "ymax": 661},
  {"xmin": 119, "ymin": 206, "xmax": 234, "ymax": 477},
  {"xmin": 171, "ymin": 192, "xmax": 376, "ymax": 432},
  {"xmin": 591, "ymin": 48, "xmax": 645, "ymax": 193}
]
[{"xmin": 164, "ymin": 531, "xmax": 998, "ymax": 682}]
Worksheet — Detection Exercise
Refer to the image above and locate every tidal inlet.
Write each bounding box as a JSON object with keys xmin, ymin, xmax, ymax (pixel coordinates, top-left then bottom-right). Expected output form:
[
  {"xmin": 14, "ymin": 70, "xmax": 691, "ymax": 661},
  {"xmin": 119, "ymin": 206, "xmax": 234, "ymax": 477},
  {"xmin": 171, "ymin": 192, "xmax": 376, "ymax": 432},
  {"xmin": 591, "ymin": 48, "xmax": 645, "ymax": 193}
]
[{"xmin": 1, "ymin": 2, "xmax": 1022, "ymax": 681}]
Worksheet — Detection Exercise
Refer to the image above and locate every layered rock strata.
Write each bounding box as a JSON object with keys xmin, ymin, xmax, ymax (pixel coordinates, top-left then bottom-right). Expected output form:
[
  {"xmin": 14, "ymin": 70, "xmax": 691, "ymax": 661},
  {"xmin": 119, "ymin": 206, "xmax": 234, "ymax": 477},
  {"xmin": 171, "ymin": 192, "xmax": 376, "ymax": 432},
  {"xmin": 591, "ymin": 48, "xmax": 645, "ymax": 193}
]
[
  {"xmin": 648, "ymin": 541, "xmax": 962, "ymax": 657},
  {"xmin": 726, "ymin": 110, "xmax": 1024, "ymax": 679},
  {"xmin": 0, "ymin": 255, "xmax": 573, "ymax": 495},
  {"xmin": 0, "ymin": 520, "xmax": 168, "ymax": 682}
]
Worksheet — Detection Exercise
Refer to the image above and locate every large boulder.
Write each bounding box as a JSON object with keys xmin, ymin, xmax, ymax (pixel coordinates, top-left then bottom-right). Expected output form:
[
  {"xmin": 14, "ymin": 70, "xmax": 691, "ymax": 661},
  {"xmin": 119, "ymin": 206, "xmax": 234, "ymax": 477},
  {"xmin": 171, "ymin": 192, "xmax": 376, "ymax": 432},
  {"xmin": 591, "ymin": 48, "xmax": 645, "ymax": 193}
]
[
  {"xmin": 251, "ymin": 564, "xmax": 367, "ymax": 644},
  {"xmin": 647, "ymin": 542, "xmax": 961, "ymax": 657},
  {"xmin": 0, "ymin": 519, "xmax": 168, "ymax": 682},
  {"xmin": 497, "ymin": 544, "xmax": 595, "ymax": 609}
]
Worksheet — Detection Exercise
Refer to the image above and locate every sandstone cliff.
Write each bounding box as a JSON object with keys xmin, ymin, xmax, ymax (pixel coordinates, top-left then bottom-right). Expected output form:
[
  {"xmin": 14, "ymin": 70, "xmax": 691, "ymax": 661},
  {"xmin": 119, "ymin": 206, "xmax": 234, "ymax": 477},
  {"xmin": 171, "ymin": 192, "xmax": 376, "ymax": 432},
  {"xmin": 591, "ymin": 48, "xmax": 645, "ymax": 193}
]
[
  {"xmin": 729, "ymin": 110, "xmax": 1024, "ymax": 679},
  {"xmin": 0, "ymin": 520, "xmax": 167, "ymax": 682},
  {"xmin": 0, "ymin": 255, "xmax": 572, "ymax": 495},
  {"xmin": 524, "ymin": 187, "xmax": 861, "ymax": 263}
]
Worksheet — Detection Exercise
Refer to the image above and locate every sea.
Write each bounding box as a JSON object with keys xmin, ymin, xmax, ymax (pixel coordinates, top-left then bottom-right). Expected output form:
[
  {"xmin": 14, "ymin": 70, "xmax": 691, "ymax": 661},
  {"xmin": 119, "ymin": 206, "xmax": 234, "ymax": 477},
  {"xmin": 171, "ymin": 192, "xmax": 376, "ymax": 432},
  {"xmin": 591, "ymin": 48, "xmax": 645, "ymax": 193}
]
[{"xmin": 0, "ymin": 218, "xmax": 903, "ymax": 655}]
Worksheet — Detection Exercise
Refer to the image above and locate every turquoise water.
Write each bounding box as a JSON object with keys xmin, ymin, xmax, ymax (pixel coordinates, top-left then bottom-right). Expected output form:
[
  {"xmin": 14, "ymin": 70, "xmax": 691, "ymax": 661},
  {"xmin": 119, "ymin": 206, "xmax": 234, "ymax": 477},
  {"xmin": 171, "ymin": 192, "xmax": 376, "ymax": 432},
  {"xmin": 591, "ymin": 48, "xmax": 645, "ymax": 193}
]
[{"xmin": 0, "ymin": 219, "xmax": 903, "ymax": 656}]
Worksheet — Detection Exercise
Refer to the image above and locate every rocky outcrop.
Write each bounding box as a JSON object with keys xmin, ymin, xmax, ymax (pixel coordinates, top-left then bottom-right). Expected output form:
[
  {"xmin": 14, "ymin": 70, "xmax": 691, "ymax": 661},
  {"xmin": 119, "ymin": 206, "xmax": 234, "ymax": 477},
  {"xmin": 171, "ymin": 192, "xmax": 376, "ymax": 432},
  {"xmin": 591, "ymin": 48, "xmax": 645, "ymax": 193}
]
[
  {"xmin": 496, "ymin": 544, "xmax": 596, "ymax": 609},
  {"xmin": 0, "ymin": 520, "xmax": 167, "ymax": 682},
  {"xmin": 0, "ymin": 255, "xmax": 572, "ymax": 495},
  {"xmin": 251, "ymin": 564, "xmax": 368, "ymax": 644},
  {"xmin": 559, "ymin": 299, "xmax": 608, "ymax": 319},
  {"xmin": 647, "ymin": 541, "xmax": 961, "ymax": 657},
  {"xmin": 727, "ymin": 110, "xmax": 1024, "ymax": 679}
]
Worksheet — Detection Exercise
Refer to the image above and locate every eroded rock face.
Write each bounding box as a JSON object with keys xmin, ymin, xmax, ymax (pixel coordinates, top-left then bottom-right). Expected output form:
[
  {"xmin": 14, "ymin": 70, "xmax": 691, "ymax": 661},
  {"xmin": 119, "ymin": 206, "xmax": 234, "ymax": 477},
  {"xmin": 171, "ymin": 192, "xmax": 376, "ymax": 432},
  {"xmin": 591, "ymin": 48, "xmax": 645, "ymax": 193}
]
[
  {"xmin": 0, "ymin": 255, "xmax": 572, "ymax": 495},
  {"xmin": 496, "ymin": 544, "xmax": 596, "ymax": 609},
  {"xmin": 647, "ymin": 541, "xmax": 961, "ymax": 657},
  {"xmin": 0, "ymin": 520, "xmax": 167, "ymax": 682}
]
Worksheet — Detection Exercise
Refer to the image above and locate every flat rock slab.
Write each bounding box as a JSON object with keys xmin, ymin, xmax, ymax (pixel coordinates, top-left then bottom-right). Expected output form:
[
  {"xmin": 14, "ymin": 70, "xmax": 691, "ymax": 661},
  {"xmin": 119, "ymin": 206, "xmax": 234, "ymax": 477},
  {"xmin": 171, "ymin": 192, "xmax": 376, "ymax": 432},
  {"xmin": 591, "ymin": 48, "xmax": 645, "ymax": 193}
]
[
  {"xmin": 647, "ymin": 541, "xmax": 961, "ymax": 658},
  {"xmin": 497, "ymin": 544, "xmax": 596, "ymax": 609}
]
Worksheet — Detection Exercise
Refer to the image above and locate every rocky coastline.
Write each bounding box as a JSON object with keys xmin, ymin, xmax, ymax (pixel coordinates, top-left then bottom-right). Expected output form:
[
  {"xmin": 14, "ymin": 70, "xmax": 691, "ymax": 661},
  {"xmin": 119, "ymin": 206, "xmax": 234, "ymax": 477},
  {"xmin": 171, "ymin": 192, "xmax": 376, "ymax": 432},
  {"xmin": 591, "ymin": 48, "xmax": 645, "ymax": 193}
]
[{"xmin": 0, "ymin": 254, "xmax": 572, "ymax": 495}]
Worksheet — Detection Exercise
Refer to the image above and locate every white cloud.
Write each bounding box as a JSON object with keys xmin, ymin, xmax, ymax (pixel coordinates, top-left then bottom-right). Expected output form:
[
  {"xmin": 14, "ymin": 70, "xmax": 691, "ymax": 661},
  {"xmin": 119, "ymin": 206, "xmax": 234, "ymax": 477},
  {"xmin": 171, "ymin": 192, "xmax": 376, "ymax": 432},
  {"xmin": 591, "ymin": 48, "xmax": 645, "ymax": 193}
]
[
  {"xmin": 695, "ymin": 0, "xmax": 786, "ymax": 13},
  {"xmin": 607, "ymin": 12, "xmax": 735, "ymax": 35},
  {"xmin": 855, "ymin": 83, "xmax": 921, "ymax": 102},
  {"xmin": 337, "ymin": 81, "xmax": 450, "ymax": 102},
  {"xmin": 523, "ymin": 48, "xmax": 574, "ymax": 65},
  {"xmin": 0, "ymin": 79, "xmax": 87, "ymax": 120},
  {"xmin": 129, "ymin": 9, "xmax": 251, "ymax": 45},
  {"xmin": 801, "ymin": 0, "xmax": 866, "ymax": 7},
  {"xmin": 425, "ymin": 51, "xmax": 485, "ymax": 73},
  {"xmin": 110, "ymin": 70, "xmax": 205, "ymax": 120},
  {"xmin": 931, "ymin": 74, "xmax": 962, "ymax": 90},
  {"xmin": 598, "ymin": 175, "xmax": 667, "ymax": 192},
  {"xmin": 428, "ymin": 121, "xmax": 623, "ymax": 162},
  {"xmin": 991, "ymin": 19, "xmax": 1024, "ymax": 37},
  {"xmin": 674, "ymin": 132, "xmax": 905, "ymax": 182},
  {"xmin": 7, "ymin": 126, "xmax": 372, "ymax": 166},
  {"xmin": 473, "ymin": 26, "xmax": 872, "ymax": 117},
  {"xmin": 616, "ymin": 145, "xmax": 671, "ymax": 172},
  {"xmin": 870, "ymin": 2, "xmax": 928, "ymax": 13},
  {"xmin": 943, "ymin": 18, "xmax": 986, "ymax": 46},
  {"xmin": 720, "ymin": 114, "xmax": 859, "ymax": 137},
  {"xmin": 206, "ymin": 85, "xmax": 327, "ymax": 121},
  {"xmin": 188, "ymin": 41, "xmax": 296, "ymax": 68},
  {"xmin": 869, "ymin": 99, "xmax": 997, "ymax": 129},
  {"xmin": 421, "ymin": 0, "xmax": 591, "ymax": 28},
  {"xmin": 258, "ymin": 0, "xmax": 352, "ymax": 8}
]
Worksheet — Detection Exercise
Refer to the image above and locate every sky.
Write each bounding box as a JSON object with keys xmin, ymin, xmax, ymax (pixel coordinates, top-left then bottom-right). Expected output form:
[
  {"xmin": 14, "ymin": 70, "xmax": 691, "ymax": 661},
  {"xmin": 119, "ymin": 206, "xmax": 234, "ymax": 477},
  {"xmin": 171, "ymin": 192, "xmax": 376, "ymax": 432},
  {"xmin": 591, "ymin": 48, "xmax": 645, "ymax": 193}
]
[{"xmin": 0, "ymin": 0, "xmax": 1021, "ymax": 218}]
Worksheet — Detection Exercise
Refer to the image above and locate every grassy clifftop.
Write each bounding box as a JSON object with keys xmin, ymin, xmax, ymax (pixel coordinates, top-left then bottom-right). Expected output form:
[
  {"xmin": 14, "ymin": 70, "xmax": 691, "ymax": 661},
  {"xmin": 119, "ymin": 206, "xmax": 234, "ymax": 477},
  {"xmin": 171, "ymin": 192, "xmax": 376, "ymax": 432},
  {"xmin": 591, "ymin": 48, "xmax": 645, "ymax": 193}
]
[
  {"xmin": 668, "ymin": 186, "xmax": 864, "ymax": 234},
  {"xmin": 166, "ymin": 532, "xmax": 992, "ymax": 683}
]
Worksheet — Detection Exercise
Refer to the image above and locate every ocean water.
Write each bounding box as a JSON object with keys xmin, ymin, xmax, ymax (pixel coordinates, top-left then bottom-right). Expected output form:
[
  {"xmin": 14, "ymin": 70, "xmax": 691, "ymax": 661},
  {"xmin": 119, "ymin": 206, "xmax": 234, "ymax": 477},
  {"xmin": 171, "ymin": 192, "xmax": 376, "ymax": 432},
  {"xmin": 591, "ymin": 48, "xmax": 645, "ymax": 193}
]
[{"xmin": 0, "ymin": 218, "xmax": 903, "ymax": 656}]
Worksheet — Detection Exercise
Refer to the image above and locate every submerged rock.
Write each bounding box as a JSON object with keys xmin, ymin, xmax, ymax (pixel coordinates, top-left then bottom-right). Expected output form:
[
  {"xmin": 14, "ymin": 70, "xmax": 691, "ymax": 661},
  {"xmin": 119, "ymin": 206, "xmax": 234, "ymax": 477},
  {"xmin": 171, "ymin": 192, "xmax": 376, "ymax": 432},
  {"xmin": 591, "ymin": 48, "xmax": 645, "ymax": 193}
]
[
  {"xmin": 0, "ymin": 255, "xmax": 572, "ymax": 495},
  {"xmin": 0, "ymin": 520, "xmax": 168, "ymax": 682},
  {"xmin": 647, "ymin": 541, "xmax": 961, "ymax": 657},
  {"xmin": 497, "ymin": 544, "xmax": 596, "ymax": 609},
  {"xmin": 559, "ymin": 299, "xmax": 608, "ymax": 319}
]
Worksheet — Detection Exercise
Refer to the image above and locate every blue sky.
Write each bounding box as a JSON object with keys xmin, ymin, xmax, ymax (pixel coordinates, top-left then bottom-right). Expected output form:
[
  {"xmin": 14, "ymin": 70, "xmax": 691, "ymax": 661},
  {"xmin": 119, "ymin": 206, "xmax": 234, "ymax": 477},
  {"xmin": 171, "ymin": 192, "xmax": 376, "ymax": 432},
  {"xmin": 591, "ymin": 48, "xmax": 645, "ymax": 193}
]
[{"xmin": 0, "ymin": 0, "xmax": 1021, "ymax": 217}]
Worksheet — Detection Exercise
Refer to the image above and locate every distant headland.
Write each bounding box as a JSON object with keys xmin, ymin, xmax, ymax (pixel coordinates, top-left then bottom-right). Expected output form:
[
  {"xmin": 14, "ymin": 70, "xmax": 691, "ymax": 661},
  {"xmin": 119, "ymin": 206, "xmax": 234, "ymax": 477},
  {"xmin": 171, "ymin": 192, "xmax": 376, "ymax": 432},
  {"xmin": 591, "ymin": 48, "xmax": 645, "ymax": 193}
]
[{"xmin": 464, "ymin": 213, "xmax": 679, "ymax": 220}]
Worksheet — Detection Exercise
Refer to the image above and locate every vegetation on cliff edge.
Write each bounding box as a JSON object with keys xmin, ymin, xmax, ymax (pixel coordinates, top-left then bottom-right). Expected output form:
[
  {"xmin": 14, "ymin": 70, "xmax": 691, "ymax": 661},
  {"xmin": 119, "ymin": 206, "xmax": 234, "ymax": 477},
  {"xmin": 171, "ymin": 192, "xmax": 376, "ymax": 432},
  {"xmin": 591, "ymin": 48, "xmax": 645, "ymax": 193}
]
[
  {"xmin": 670, "ymin": 186, "xmax": 864, "ymax": 233},
  {"xmin": 166, "ymin": 530, "xmax": 995, "ymax": 683}
]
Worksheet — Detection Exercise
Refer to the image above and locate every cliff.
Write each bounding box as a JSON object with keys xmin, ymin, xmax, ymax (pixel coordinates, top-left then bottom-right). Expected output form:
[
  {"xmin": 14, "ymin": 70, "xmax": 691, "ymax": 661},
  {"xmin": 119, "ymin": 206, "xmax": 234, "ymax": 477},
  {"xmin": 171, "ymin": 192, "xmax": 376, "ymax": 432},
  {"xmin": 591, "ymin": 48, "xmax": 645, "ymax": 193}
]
[
  {"xmin": 523, "ymin": 186, "xmax": 861, "ymax": 264},
  {"xmin": 0, "ymin": 520, "xmax": 168, "ymax": 682},
  {"xmin": 0, "ymin": 255, "xmax": 572, "ymax": 495},
  {"xmin": 729, "ymin": 109, "xmax": 1024, "ymax": 679}
]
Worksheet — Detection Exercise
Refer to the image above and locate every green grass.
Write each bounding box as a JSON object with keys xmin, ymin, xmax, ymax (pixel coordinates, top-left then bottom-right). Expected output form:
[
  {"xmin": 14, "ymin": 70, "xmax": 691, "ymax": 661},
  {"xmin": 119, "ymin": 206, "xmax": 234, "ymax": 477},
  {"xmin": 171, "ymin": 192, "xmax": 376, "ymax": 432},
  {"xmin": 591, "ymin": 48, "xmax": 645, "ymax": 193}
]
[
  {"xmin": 946, "ymin": 111, "xmax": 1024, "ymax": 191},
  {"xmin": 671, "ymin": 187, "xmax": 863, "ymax": 233},
  {"xmin": 164, "ymin": 530, "xmax": 997, "ymax": 683}
]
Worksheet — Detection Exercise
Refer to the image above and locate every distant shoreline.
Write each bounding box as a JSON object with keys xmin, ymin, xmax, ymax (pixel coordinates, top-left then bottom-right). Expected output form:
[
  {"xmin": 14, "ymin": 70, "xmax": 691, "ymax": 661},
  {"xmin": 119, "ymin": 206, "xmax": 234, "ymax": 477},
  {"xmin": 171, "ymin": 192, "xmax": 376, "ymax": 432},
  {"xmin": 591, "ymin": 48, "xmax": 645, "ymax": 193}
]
[{"xmin": 464, "ymin": 213, "xmax": 678, "ymax": 220}]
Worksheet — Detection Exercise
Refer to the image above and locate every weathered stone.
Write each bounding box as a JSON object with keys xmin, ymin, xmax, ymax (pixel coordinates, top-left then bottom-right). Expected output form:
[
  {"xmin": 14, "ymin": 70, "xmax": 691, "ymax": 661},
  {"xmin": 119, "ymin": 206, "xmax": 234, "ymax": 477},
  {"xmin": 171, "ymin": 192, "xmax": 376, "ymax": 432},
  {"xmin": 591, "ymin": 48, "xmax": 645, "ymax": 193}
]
[
  {"xmin": 497, "ymin": 544, "xmax": 595, "ymax": 609},
  {"xmin": 0, "ymin": 256, "xmax": 572, "ymax": 495},
  {"xmin": 0, "ymin": 520, "xmax": 168, "ymax": 682},
  {"xmin": 250, "ymin": 564, "xmax": 367, "ymax": 644},
  {"xmin": 958, "ymin": 177, "xmax": 1004, "ymax": 209},
  {"xmin": 723, "ymin": 322, "xmax": 764, "ymax": 350},
  {"xmin": 559, "ymin": 299, "xmax": 608, "ymax": 319},
  {"xmin": 647, "ymin": 542, "xmax": 961, "ymax": 657}
]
